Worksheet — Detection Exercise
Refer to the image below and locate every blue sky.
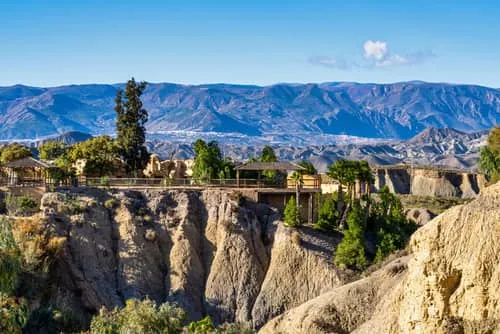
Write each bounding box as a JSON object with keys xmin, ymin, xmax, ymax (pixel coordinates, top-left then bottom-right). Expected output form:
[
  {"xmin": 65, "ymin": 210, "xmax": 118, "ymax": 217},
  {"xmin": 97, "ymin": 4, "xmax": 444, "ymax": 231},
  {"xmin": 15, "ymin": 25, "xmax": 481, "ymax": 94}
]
[{"xmin": 1, "ymin": 0, "xmax": 499, "ymax": 87}]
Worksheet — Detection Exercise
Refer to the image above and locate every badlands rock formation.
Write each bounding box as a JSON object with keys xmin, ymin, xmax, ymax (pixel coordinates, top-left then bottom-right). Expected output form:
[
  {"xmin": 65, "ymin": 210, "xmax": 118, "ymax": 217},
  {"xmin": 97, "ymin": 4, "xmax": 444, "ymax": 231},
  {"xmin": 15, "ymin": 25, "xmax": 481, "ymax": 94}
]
[
  {"xmin": 38, "ymin": 188, "xmax": 348, "ymax": 327},
  {"xmin": 373, "ymin": 166, "xmax": 488, "ymax": 198},
  {"xmin": 261, "ymin": 182, "xmax": 500, "ymax": 333}
]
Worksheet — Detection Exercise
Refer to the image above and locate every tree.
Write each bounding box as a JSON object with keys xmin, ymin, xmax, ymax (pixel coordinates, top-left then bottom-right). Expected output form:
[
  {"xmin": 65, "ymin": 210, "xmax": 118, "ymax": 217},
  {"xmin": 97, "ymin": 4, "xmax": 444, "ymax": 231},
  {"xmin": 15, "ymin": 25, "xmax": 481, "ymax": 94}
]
[
  {"xmin": 0, "ymin": 144, "xmax": 32, "ymax": 164},
  {"xmin": 327, "ymin": 159, "xmax": 350, "ymax": 205},
  {"xmin": 67, "ymin": 136, "xmax": 120, "ymax": 176},
  {"xmin": 369, "ymin": 186, "xmax": 417, "ymax": 263},
  {"xmin": 259, "ymin": 146, "xmax": 277, "ymax": 163},
  {"xmin": 115, "ymin": 78, "xmax": 150, "ymax": 175},
  {"xmin": 479, "ymin": 127, "xmax": 500, "ymax": 184},
  {"xmin": 193, "ymin": 140, "xmax": 219, "ymax": 180},
  {"xmin": 38, "ymin": 141, "xmax": 66, "ymax": 161},
  {"xmin": 291, "ymin": 171, "xmax": 303, "ymax": 216},
  {"xmin": 298, "ymin": 160, "xmax": 317, "ymax": 175},
  {"xmin": 313, "ymin": 196, "xmax": 338, "ymax": 232},
  {"xmin": 259, "ymin": 145, "xmax": 278, "ymax": 180},
  {"xmin": 357, "ymin": 160, "xmax": 374, "ymax": 197},
  {"xmin": 284, "ymin": 196, "xmax": 300, "ymax": 227},
  {"xmin": 334, "ymin": 202, "xmax": 367, "ymax": 269}
]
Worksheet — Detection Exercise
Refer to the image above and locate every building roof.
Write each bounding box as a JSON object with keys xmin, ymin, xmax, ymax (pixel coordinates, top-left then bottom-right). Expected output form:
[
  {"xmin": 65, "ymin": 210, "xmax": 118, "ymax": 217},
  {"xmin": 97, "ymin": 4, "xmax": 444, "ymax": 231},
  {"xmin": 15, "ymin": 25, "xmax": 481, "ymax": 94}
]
[
  {"xmin": 1, "ymin": 157, "xmax": 55, "ymax": 169},
  {"xmin": 235, "ymin": 161, "xmax": 305, "ymax": 171}
]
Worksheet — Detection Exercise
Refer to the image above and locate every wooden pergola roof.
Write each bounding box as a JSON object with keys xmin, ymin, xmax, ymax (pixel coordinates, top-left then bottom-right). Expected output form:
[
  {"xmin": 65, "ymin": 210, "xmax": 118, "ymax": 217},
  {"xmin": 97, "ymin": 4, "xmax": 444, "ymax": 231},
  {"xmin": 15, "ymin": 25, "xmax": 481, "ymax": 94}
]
[
  {"xmin": 235, "ymin": 161, "xmax": 305, "ymax": 171},
  {"xmin": 1, "ymin": 157, "xmax": 55, "ymax": 169}
]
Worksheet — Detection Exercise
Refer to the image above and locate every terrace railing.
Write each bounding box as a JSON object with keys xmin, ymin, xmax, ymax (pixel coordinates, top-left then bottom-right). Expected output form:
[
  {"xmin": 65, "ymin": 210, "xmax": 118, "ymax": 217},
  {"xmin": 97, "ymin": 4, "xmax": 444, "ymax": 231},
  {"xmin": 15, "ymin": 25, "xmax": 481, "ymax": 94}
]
[{"xmin": 79, "ymin": 177, "xmax": 285, "ymax": 189}]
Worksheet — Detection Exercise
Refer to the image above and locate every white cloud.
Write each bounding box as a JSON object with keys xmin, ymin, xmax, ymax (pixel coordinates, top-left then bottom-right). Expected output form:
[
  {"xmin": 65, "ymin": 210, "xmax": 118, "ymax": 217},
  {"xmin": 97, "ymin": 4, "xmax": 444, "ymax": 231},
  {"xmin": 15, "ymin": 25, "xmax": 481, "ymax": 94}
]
[
  {"xmin": 308, "ymin": 56, "xmax": 356, "ymax": 70},
  {"xmin": 310, "ymin": 40, "xmax": 434, "ymax": 70},
  {"xmin": 363, "ymin": 40, "xmax": 389, "ymax": 61}
]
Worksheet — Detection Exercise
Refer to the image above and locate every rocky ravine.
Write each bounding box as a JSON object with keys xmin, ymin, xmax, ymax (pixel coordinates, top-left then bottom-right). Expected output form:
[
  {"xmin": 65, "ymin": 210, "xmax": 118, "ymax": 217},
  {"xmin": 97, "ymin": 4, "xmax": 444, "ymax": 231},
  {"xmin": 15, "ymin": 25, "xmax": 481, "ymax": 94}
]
[
  {"xmin": 261, "ymin": 182, "xmax": 500, "ymax": 334},
  {"xmin": 39, "ymin": 188, "xmax": 346, "ymax": 328}
]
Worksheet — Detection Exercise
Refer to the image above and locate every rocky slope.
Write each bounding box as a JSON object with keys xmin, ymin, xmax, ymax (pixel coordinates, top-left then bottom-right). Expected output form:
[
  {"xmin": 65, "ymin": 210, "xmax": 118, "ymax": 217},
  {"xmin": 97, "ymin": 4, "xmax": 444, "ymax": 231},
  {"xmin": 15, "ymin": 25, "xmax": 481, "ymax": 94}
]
[
  {"xmin": 261, "ymin": 182, "xmax": 500, "ymax": 333},
  {"xmin": 37, "ymin": 188, "xmax": 347, "ymax": 328}
]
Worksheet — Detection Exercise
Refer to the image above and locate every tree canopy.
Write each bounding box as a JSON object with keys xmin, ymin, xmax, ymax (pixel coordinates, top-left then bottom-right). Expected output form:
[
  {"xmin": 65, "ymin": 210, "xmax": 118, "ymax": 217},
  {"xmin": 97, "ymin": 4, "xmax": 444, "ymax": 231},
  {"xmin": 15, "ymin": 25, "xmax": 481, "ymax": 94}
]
[
  {"xmin": 297, "ymin": 160, "xmax": 317, "ymax": 175},
  {"xmin": 67, "ymin": 136, "xmax": 120, "ymax": 176},
  {"xmin": 192, "ymin": 140, "xmax": 234, "ymax": 181},
  {"xmin": 38, "ymin": 141, "xmax": 67, "ymax": 161},
  {"xmin": 0, "ymin": 144, "xmax": 32, "ymax": 164}
]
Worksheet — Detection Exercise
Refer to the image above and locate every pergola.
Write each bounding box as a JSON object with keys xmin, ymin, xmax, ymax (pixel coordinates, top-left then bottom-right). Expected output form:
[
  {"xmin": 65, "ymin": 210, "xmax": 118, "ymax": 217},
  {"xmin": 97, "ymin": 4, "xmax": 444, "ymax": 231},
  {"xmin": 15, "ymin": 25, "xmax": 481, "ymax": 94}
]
[
  {"xmin": 234, "ymin": 161, "xmax": 305, "ymax": 187},
  {"xmin": 1, "ymin": 157, "xmax": 56, "ymax": 186}
]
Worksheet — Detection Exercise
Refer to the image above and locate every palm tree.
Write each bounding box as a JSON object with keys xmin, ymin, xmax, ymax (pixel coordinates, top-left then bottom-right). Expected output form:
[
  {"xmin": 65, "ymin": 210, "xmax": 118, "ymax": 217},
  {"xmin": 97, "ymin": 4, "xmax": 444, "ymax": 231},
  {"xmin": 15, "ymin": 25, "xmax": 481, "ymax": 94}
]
[
  {"xmin": 358, "ymin": 161, "xmax": 374, "ymax": 198},
  {"xmin": 327, "ymin": 159, "xmax": 349, "ymax": 209},
  {"xmin": 291, "ymin": 171, "xmax": 303, "ymax": 225}
]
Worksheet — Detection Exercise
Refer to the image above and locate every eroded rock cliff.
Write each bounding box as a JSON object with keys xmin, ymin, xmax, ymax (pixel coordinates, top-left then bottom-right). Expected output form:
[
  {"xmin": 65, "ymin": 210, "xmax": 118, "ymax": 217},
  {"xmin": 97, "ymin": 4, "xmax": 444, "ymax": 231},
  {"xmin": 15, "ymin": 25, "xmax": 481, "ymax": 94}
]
[
  {"xmin": 261, "ymin": 182, "xmax": 500, "ymax": 334},
  {"xmin": 373, "ymin": 167, "xmax": 487, "ymax": 198},
  {"xmin": 38, "ymin": 188, "xmax": 347, "ymax": 328}
]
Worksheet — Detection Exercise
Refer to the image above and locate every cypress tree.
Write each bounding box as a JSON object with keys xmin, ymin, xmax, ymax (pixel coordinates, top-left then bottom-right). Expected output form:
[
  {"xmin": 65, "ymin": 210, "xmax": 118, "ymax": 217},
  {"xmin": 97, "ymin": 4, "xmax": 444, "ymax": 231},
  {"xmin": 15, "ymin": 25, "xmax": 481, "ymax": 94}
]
[
  {"xmin": 284, "ymin": 196, "xmax": 301, "ymax": 227},
  {"xmin": 115, "ymin": 78, "xmax": 150, "ymax": 175}
]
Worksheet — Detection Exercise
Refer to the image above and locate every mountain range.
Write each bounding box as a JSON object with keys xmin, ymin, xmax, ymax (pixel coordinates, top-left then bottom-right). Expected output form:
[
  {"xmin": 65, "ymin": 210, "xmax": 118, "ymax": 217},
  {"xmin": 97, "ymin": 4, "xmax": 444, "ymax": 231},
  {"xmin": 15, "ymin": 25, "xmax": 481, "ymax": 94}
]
[{"xmin": 0, "ymin": 81, "xmax": 499, "ymax": 141}]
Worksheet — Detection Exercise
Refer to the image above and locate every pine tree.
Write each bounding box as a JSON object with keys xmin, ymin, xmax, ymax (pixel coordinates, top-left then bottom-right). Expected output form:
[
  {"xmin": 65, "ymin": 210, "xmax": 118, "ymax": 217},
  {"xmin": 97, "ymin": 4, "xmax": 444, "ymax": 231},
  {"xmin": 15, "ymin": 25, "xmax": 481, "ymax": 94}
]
[
  {"xmin": 115, "ymin": 78, "xmax": 150, "ymax": 175},
  {"xmin": 284, "ymin": 196, "xmax": 301, "ymax": 227},
  {"xmin": 314, "ymin": 196, "xmax": 338, "ymax": 232},
  {"xmin": 334, "ymin": 202, "xmax": 367, "ymax": 269}
]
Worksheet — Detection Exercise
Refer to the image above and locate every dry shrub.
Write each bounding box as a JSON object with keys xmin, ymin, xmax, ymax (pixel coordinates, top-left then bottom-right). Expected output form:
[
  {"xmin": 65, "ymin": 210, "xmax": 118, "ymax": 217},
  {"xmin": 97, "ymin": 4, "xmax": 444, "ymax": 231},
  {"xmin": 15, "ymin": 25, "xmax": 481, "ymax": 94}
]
[{"xmin": 13, "ymin": 216, "xmax": 66, "ymax": 272}]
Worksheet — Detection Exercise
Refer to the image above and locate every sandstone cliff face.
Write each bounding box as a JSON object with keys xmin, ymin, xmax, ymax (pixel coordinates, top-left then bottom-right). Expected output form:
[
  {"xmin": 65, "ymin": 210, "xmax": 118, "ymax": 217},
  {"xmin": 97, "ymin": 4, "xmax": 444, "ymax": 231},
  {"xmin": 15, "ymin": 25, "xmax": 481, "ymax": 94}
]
[
  {"xmin": 262, "ymin": 182, "xmax": 500, "ymax": 334},
  {"xmin": 40, "ymin": 188, "xmax": 346, "ymax": 328},
  {"xmin": 373, "ymin": 167, "xmax": 487, "ymax": 198}
]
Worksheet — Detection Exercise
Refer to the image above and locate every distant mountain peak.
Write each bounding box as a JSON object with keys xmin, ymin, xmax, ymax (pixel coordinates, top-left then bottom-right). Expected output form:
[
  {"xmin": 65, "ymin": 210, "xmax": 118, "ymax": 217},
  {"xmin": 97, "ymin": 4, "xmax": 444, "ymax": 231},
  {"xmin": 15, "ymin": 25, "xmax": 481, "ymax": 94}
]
[{"xmin": 0, "ymin": 81, "xmax": 499, "ymax": 141}]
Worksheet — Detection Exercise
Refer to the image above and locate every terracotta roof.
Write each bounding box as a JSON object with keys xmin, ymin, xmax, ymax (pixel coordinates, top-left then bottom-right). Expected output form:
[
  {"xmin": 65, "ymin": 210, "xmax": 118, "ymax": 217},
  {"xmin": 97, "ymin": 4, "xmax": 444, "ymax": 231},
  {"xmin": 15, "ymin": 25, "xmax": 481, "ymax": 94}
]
[
  {"xmin": 235, "ymin": 161, "xmax": 305, "ymax": 171},
  {"xmin": 1, "ymin": 157, "xmax": 55, "ymax": 169}
]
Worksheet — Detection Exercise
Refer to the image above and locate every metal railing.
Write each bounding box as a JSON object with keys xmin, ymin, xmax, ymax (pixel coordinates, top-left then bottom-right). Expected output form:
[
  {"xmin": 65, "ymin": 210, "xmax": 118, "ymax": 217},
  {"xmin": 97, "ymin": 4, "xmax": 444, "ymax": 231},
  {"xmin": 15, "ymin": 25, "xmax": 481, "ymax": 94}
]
[
  {"xmin": 79, "ymin": 177, "xmax": 286, "ymax": 189},
  {"xmin": 0, "ymin": 177, "xmax": 46, "ymax": 187}
]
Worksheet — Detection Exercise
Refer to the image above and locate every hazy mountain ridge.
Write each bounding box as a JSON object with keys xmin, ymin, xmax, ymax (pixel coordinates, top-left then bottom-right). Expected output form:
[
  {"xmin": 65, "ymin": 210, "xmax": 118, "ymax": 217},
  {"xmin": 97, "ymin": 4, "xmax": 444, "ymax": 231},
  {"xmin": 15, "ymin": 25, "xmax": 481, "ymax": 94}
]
[
  {"xmin": 148, "ymin": 127, "xmax": 487, "ymax": 172},
  {"xmin": 1, "ymin": 127, "xmax": 486, "ymax": 172},
  {"xmin": 0, "ymin": 81, "xmax": 499, "ymax": 140}
]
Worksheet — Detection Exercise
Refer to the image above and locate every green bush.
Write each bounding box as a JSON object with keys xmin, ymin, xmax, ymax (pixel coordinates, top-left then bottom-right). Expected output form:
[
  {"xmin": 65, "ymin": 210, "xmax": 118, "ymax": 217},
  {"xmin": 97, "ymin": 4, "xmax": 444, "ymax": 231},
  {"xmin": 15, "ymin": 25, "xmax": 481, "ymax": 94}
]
[
  {"xmin": 104, "ymin": 199, "xmax": 118, "ymax": 210},
  {"xmin": 19, "ymin": 196, "xmax": 37, "ymax": 213},
  {"xmin": 0, "ymin": 293, "xmax": 29, "ymax": 334},
  {"xmin": 0, "ymin": 217, "xmax": 22, "ymax": 295},
  {"xmin": 313, "ymin": 196, "xmax": 338, "ymax": 232},
  {"xmin": 214, "ymin": 322, "xmax": 254, "ymax": 334},
  {"xmin": 100, "ymin": 176, "xmax": 110, "ymax": 187},
  {"xmin": 89, "ymin": 298, "xmax": 186, "ymax": 334},
  {"xmin": 284, "ymin": 196, "xmax": 300, "ymax": 227},
  {"xmin": 188, "ymin": 316, "xmax": 214, "ymax": 333},
  {"xmin": 5, "ymin": 194, "xmax": 38, "ymax": 216},
  {"xmin": 60, "ymin": 198, "xmax": 86, "ymax": 215},
  {"xmin": 370, "ymin": 187, "xmax": 417, "ymax": 263},
  {"xmin": 334, "ymin": 203, "xmax": 367, "ymax": 269}
]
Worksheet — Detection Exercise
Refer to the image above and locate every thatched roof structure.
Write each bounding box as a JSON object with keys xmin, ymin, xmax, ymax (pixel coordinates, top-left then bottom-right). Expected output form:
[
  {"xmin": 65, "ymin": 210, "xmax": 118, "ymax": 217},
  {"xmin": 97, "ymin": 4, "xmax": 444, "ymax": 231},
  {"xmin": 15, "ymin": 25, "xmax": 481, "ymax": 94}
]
[{"xmin": 1, "ymin": 157, "xmax": 55, "ymax": 169}]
